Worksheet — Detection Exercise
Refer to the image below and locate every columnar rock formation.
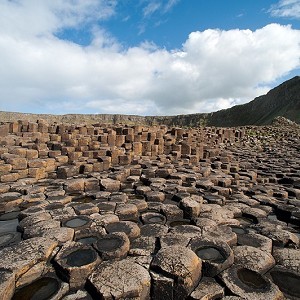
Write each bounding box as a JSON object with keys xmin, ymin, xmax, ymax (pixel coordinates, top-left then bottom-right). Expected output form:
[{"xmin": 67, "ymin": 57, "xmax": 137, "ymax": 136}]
[{"xmin": 0, "ymin": 118, "xmax": 299, "ymax": 299}]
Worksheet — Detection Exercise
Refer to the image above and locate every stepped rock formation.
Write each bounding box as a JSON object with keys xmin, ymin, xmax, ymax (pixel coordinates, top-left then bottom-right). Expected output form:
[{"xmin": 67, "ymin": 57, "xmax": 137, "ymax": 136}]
[
  {"xmin": 0, "ymin": 76, "xmax": 299, "ymax": 127},
  {"xmin": 0, "ymin": 118, "xmax": 299, "ymax": 299}
]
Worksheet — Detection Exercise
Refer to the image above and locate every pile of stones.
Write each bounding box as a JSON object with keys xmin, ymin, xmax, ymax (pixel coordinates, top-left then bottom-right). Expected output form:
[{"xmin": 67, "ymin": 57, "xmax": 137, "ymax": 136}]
[{"xmin": 0, "ymin": 119, "xmax": 299, "ymax": 299}]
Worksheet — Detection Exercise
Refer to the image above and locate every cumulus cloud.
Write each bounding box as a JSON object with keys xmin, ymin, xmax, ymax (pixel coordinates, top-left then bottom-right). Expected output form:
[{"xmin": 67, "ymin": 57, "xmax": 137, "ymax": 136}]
[
  {"xmin": 269, "ymin": 0, "xmax": 300, "ymax": 19},
  {"xmin": 0, "ymin": 1, "xmax": 299, "ymax": 116},
  {"xmin": 0, "ymin": 0, "xmax": 116, "ymax": 37}
]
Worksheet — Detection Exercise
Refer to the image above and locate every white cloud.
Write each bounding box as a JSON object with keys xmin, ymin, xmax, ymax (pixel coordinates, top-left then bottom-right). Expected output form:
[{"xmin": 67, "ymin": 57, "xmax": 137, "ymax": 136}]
[
  {"xmin": 269, "ymin": 0, "xmax": 300, "ymax": 19},
  {"xmin": 0, "ymin": 0, "xmax": 116, "ymax": 37},
  {"xmin": 142, "ymin": 0, "xmax": 180, "ymax": 18},
  {"xmin": 143, "ymin": 2, "xmax": 162, "ymax": 17},
  {"xmin": 0, "ymin": 1, "xmax": 299, "ymax": 116},
  {"xmin": 164, "ymin": 0, "xmax": 180, "ymax": 12}
]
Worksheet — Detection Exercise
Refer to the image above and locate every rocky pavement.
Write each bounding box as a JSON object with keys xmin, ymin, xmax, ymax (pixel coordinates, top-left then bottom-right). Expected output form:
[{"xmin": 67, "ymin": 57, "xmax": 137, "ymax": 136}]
[{"xmin": 0, "ymin": 118, "xmax": 299, "ymax": 299}]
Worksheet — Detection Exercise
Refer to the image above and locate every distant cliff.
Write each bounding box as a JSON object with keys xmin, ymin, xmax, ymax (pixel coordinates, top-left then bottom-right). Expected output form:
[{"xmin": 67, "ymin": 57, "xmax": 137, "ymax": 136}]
[{"xmin": 0, "ymin": 76, "xmax": 299, "ymax": 127}]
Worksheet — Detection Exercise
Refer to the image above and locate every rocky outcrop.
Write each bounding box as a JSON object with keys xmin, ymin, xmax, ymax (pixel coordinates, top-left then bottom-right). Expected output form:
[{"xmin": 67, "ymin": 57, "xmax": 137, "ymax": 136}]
[{"xmin": 0, "ymin": 119, "xmax": 300, "ymax": 299}]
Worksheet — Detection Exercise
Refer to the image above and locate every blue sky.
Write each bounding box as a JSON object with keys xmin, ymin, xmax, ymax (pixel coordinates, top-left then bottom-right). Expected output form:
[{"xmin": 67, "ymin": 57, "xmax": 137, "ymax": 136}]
[
  {"xmin": 0, "ymin": 0, "xmax": 299, "ymax": 115},
  {"xmin": 57, "ymin": 1, "xmax": 298, "ymax": 49}
]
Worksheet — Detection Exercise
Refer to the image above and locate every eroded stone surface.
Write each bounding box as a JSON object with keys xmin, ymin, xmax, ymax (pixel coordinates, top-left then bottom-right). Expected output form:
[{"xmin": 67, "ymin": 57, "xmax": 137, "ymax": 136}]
[
  {"xmin": 272, "ymin": 248, "xmax": 300, "ymax": 273},
  {"xmin": 0, "ymin": 120, "xmax": 299, "ymax": 299},
  {"xmin": 88, "ymin": 259, "xmax": 151, "ymax": 299},
  {"xmin": 190, "ymin": 277, "xmax": 224, "ymax": 300},
  {"xmin": 219, "ymin": 266, "xmax": 284, "ymax": 300},
  {"xmin": 233, "ymin": 245, "xmax": 275, "ymax": 274},
  {"xmin": 0, "ymin": 237, "xmax": 57, "ymax": 278},
  {"xmin": 150, "ymin": 245, "xmax": 202, "ymax": 299},
  {"xmin": 0, "ymin": 268, "xmax": 15, "ymax": 300}
]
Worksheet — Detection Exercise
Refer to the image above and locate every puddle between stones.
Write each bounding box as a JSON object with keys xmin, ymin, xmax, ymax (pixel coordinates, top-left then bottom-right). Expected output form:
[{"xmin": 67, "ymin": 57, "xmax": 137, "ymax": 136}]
[
  {"xmin": 0, "ymin": 211, "xmax": 20, "ymax": 221},
  {"xmin": 196, "ymin": 246, "xmax": 226, "ymax": 263},
  {"xmin": 66, "ymin": 249, "xmax": 97, "ymax": 267},
  {"xmin": 169, "ymin": 219, "xmax": 191, "ymax": 227},
  {"xmin": 96, "ymin": 236, "xmax": 123, "ymax": 252},
  {"xmin": 77, "ymin": 236, "xmax": 98, "ymax": 245},
  {"xmin": 12, "ymin": 277, "xmax": 60, "ymax": 300},
  {"xmin": 267, "ymin": 213, "xmax": 278, "ymax": 221},
  {"xmin": 148, "ymin": 216, "xmax": 165, "ymax": 223},
  {"xmin": 141, "ymin": 212, "xmax": 166, "ymax": 225},
  {"xmin": 0, "ymin": 219, "xmax": 19, "ymax": 234},
  {"xmin": 270, "ymin": 269, "xmax": 300, "ymax": 298},
  {"xmin": 63, "ymin": 217, "xmax": 89, "ymax": 228},
  {"xmin": 237, "ymin": 268, "xmax": 269, "ymax": 290},
  {"xmin": 230, "ymin": 226, "xmax": 247, "ymax": 235},
  {"xmin": 236, "ymin": 217, "xmax": 254, "ymax": 226},
  {"xmin": 0, "ymin": 232, "xmax": 22, "ymax": 248}
]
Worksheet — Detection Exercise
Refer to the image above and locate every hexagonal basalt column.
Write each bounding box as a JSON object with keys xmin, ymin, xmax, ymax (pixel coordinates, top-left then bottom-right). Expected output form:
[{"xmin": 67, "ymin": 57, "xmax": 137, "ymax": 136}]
[
  {"xmin": 93, "ymin": 232, "xmax": 130, "ymax": 260},
  {"xmin": 62, "ymin": 216, "xmax": 92, "ymax": 231},
  {"xmin": 189, "ymin": 237, "xmax": 234, "ymax": 277},
  {"xmin": 54, "ymin": 241, "xmax": 101, "ymax": 289},
  {"xmin": 105, "ymin": 221, "xmax": 140, "ymax": 240},
  {"xmin": 12, "ymin": 273, "xmax": 69, "ymax": 300},
  {"xmin": 87, "ymin": 259, "xmax": 151, "ymax": 299},
  {"xmin": 150, "ymin": 245, "xmax": 202, "ymax": 299},
  {"xmin": 233, "ymin": 245, "xmax": 275, "ymax": 274},
  {"xmin": 140, "ymin": 212, "xmax": 167, "ymax": 225},
  {"xmin": 219, "ymin": 266, "xmax": 284, "ymax": 300},
  {"xmin": 267, "ymin": 266, "xmax": 300, "ymax": 300}
]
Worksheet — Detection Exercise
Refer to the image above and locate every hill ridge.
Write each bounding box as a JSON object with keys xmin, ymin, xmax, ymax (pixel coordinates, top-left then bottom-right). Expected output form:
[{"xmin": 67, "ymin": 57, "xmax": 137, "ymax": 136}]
[{"xmin": 0, "ymin": 76, "xmax": 299, "ymax": 127}]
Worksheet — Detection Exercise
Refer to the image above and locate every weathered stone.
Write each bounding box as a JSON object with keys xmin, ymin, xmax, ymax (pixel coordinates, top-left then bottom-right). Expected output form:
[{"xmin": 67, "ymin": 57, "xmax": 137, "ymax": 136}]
[
  {"xmin": 141, "ymin": 212, "xmax": 166, "ymax": 225},
  {"xmin": 203, "ymin": 225, "xmax": 237, "ymax": 246},
  {"xmin": 64, "ymin": 179, "xmax": 85, "ymax": 193},
  {"xmin": 129, "ymin": 236, "xmax": 156, "ymax": 256},
  {"xmin": 169, "ymin": 224, "xmax": 202, "ymax": 239},
  {"xmin": 194, "ymin": 218, "xmax": 218, "ymax": 234},
  {"xmin": 161, "ymin": 204, "xmax": 184, "ymax": 221},
  {"xmin": 150, "ymin": 271, "xmax": 174, "ymax": 300},
  {"xmin": 179, "ymin": 196, "xmax": 202, "ymax": 219},
  {"xmin": 88, "ymin": 259, "xmax": 151, "ymax": 299},
  {"xmin": 18, "ymin": 212, "xmax": 52, "ymax": 231},
  {"xmin": 92, "ymin": 213, "xmax": 119, "ymax": 226},
  {"xmin": 140, "ymin": 224, "xmax": 169, "ymax": 237},
  {"xmin": 233, "ymin": 246, "xmax": 275, "ymax": 274},
  {"xmin": 237, "ymin": 232, "xmax": 273, "ymax": 253},
  {"xmin": 267, "ymin": 266, "xmax": 300, "ymax": 300},
  {"xmin": 105, "ymin": 221, "xmax": 140, "ymax": 240},
  {"xmin": 62, "ymin": 290, "xmax": 93, "ymax": 300},
  {"xmin": 12, "ymin": 273, "xmax": 69, "ymax": 300},
  {"xmin": 219, "ymin": 266, "xmax": 284, "ymax": 300},
  {"xmin": 0, "ymin": 268, "xmax": 15, "ymax": 300},
  {"xmin": 73, "ymin": 203, "xmax": 99, "ymax": 215},
  {"xmin": 22, "ymin": 219, "xmax": 61, "ymax": 239},
  {"xmin": 272, "ymin": 248, "xmax": 300, "ymax": 273},
  {"xmin": 94, "ymin": 232, "xmax": 130, "ymax": 260},
  {"xmin": 160, "ymin": 233, "xmax": 191, "ymax": 248},
  {"xmin": 54, "ymin": 241, "xmax": 101, "ymax": 289},
  {"xmin": 16, "ymin": 261, "xmax": 47, "ymax": 288},
  {"xmin": 150, "ymin": 245, "xmax": 202, "ymax": 299},
  {"xmin": 115, "ymin": 203, "xmax": 138, "ymax": 220},
  {"xmin": 189, "ymin": 277, "xmax": 224, "ymax": 300},
  {"xmin": 0, "ymin": 237, "xmax": 58, "ymax": 278},
  {"xmin": 0, "ymin": 192, "xmax": 23, "ymax": 212},
  {"xmin": 145, "ymin": 191, "xmax": 166, "ymax": 202},
  {"xmin": 190, "ymin": 237, "xmax": 234, "ymax": 277},
  {"xmin": 99, "ymin": 178, "xmax": 121, "ymax": 192}
]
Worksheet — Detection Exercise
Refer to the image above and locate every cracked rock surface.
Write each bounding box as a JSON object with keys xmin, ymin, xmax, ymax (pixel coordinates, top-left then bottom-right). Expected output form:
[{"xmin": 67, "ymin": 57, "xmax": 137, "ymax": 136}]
[{"xmin": 0, "ymin": 120, "xmax": 299, "ymax": 299}]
